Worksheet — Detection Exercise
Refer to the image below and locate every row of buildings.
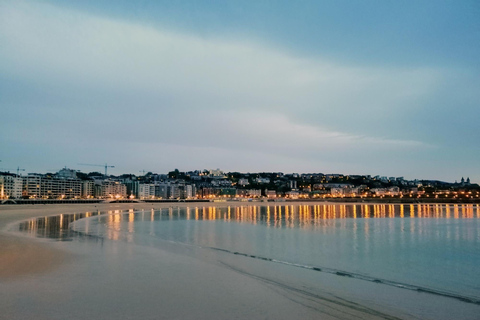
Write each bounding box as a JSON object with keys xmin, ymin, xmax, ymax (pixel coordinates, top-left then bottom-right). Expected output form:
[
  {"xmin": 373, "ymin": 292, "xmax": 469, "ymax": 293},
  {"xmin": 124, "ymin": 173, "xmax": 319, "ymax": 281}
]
[
  {"xmin": 0, "ymin": 172, "xmax": 127, "ymax": 200},
  {"xmin": 0, "ymin": 168, "xmax": 199, "ymax": 200},
  {"xmin": 1, "ymin": 168, "xmax": 477, "ymax": 200}
]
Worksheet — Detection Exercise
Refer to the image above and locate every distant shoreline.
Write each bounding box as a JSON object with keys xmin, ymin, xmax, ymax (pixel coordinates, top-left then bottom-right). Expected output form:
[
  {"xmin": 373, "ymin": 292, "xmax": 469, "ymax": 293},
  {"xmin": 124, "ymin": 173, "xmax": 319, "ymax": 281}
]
[{"xmin": 1, "ymin": 197, "xmax": 479, "ymax": 206}]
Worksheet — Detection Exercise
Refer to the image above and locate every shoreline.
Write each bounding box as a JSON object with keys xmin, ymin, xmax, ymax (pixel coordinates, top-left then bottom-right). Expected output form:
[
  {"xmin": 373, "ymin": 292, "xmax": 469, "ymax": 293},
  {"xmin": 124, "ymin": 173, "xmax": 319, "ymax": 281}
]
[{"xmin": 2, "ymin": 197, "xmax": 480, "ymax": 205}]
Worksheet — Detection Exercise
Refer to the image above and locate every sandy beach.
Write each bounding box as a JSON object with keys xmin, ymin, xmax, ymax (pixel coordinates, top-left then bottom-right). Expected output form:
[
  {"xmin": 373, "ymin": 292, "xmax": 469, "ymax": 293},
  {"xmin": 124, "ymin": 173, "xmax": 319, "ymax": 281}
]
[
  {"xmin": 1, "ymin": 202, "xmax": 480, "ymax": 320},
  {"xmin": 0, "ymin": 203, "xmax": 158, "ymax": 278}
]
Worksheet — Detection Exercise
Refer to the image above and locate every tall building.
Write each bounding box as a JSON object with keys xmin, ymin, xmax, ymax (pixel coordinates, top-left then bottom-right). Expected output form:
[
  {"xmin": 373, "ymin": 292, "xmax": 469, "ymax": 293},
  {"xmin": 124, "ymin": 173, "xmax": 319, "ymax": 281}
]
[
  {"xmin": 23, "ymin": 174, "xmax": 82, "ymax": 199},
  {"xmin": 185, "ymin": 184, "xmax": 197, "ymax": 199},
  {"xmin": 82, "ymin": 181, "xmax": 95, "ymax": 198},
  {"xmin": 139, "ymin": 184, "xmax": 156, "ymax": 199},
  {"xmin": 155, "ymin": 183, "xmax": 168, "ymax": 199},
  {"xmin": 98, "ymin": 181, "xmax": 127, "ymax": 198},
  {"xmin": 0, "ymin": 174, "xmax": 23, "ymax": 199},
  {"xmin": 123, "ymin": 180, "xmax": 140, "ymax": 198}
]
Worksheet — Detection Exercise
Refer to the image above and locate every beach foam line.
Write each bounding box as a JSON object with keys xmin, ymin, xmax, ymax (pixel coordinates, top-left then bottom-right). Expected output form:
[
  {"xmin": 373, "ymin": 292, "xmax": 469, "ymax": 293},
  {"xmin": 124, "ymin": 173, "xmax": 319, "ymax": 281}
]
[{"xmin": 207, "ymin": 246, "xmax": 480, "ymax": 305}]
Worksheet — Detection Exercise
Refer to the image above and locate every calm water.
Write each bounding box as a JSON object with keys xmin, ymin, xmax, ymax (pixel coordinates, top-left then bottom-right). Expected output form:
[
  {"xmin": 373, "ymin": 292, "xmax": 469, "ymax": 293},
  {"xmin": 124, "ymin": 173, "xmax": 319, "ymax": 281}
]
[{"xmin": 20, "ymin": 203, "xmax": 480, "ymax": 305}]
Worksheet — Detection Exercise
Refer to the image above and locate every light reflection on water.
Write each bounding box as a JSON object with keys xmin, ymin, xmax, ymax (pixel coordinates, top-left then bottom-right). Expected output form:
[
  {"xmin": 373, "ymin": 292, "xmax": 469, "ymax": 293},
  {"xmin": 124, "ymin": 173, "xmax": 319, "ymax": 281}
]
[
  {"xmin": 18, "ymin": 211, "xmax": 103, "ymax": 241},
  {"xmin": 96, "ymin": 203, "xmax": 479, "ymax": 237},
  {"xmin": 18, "ymin": 203, "xmax": 480, "ymax": 240}
]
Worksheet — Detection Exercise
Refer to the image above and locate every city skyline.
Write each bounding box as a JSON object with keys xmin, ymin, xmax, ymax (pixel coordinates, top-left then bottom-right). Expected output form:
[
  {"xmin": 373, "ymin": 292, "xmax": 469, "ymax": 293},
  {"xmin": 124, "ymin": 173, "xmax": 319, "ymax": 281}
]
[
  {"xmin": 1, "ymin": 1, "xmax": 479, "ymax": 182},
  {"xmin": 0, "ymin": 165, "xmax": 476, "ymax": 185}
]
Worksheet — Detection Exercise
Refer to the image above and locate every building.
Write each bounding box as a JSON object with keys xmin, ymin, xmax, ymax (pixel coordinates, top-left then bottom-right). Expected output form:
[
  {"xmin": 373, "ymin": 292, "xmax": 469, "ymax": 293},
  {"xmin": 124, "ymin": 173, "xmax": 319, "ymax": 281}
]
[
  {"xmin": 238, "ymin": 178, "xmax": 249, "ymax": 186},
  {"xmin": 0, "ymin": 174, "xmax": 23, "ymax": 199},
  {"xmin": 155, "ymin": 183, "xmax": 168, "ymax": 199},
  {"xmin": 56, "ymin": 168, "xmax": 77, "ymax": 179},
  {"xmin": 330, "ymin": 188, "xmax": 344, "ymax": 197},
  {"xmin": 285, "ymin": 190, "xmax": 299, "ymax": 199},
  {"xmin": 98, "ymin": 181, "xmax": 127, "ymax": 198},
  {"xmin": 82, "ymin": 181, "xmax": 95, "ymax": 198},
  {"xmin": 265, "ymin": 190, "xmax": 276, "ymax": 198},
  {"xmin": 122, "ymin": 179, "xmax": 140, "ymax": 199},
  {"xmin": 246, "ymin": 189, "xmax": 261, "ymax": 198},
  {"xmin": 255, "ymin": 177, "xmax": 270, "ymax": 184},
  {"xmin": 289, "ymin": 180, "xmax": 297, "ymax": 190},
  {"xmin": 169, "ymin": 184, "xmax": 181, "ymax": 199},
  {"xmin": 185, "ymin": 184, "xmax": 197, "ymax": 199},
  {"xmin": 209, "ymin": 169, "xmax": 224, "ymax": 178},
  {"xmin": 23, "ymin": 174, "xmax": 82, "ymax": 199},
  {"xmin": 139, "ymin": 184, "xmax": 156, "ymax": 199}
]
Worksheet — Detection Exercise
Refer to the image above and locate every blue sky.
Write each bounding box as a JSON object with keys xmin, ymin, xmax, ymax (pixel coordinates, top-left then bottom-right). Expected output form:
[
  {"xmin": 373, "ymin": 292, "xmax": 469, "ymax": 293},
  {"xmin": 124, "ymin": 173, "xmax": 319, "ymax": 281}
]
[{"xmin": 1, "ymin": 0, "xmax": 479, "ymax": 182}]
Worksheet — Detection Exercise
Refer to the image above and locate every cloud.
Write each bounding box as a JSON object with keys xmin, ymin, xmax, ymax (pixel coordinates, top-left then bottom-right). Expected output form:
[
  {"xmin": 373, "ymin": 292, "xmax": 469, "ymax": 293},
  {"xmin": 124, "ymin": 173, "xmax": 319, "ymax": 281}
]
[{"xmin": 0, "ymin": 0, "xmax": 455, "ymax": 177}]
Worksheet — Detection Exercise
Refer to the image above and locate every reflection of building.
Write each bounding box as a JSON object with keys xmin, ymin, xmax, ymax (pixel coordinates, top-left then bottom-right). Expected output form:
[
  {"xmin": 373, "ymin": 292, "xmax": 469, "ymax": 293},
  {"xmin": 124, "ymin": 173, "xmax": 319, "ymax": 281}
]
[{"xmin": 0, "ymin": 174, "xmax": 23, "ymax": 199}]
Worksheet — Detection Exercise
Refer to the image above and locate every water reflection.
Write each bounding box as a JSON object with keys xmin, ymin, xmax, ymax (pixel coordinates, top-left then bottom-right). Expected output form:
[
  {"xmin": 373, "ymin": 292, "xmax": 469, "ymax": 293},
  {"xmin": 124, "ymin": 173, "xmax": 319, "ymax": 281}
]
[
  {"xmin": 18, "ymin": 211, "xmax": 103, "ymax": 240},
  {"xmin": 17, "ymin": 204, "xmax": 480, "ymax": 241}
]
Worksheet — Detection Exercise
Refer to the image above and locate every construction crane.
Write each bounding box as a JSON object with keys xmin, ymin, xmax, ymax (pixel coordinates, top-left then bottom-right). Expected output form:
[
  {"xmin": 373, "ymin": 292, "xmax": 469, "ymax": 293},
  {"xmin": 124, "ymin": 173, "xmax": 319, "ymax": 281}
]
[
  {"xmin": 0, "ymin": 166, "xmax": 25, "ymax": 176},
  {"xmin": 78, "ymin": 163, "xmax": 115, "ymax": 176}
]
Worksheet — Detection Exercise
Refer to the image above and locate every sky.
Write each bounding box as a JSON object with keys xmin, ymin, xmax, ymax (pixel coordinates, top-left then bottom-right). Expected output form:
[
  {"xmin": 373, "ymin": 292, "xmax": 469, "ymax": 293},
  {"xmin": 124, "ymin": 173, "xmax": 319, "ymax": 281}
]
[{"xmin": 1, "ymin": 0, "xmax": 479, "ymax": 182}]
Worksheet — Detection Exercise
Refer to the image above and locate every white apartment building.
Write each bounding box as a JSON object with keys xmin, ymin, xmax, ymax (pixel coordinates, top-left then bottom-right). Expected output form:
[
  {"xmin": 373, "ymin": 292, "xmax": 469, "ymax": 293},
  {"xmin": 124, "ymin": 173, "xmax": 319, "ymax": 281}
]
[
  {"xmin": 99, "ymin": 181, "xmax": 127, "ymax": 198},
  {"xmin": 23, "ymin": 174, "xmax": 82, "ymax": 199},
  {"xmin": 0, "ymin": 174, "xmax": 23, "ymax": 199},
  {"xmin": 255, "ymin": 177, "xmax": 270, "ymax": 184},
  {"xmin": 82, "ymin": 181, "xmax": 95, "ymax": 198},
  {"xmin": 265, "ymin": 190, "xmax": 276, "ymax": 198},
  {"xmin": 238, "ymin": 178, "xmax": 249, "ymax": 186},
  {"xmin": 139, "ymin": 184, "xmax": 156, "ymax": 199},
  {"xmin": 209, "ymin": 169, "xmax": 225, "ymax": 178},
  {"xmin": 169, "ymin": 184, "xmax": 181, "ymax": 199},
  {"xmin": 185, "ymin": 184, "xmax": 197, "ymax": 199},
  {"xmin": 246, "ymin": 189, "xmax": 261, "ymax": 198}
]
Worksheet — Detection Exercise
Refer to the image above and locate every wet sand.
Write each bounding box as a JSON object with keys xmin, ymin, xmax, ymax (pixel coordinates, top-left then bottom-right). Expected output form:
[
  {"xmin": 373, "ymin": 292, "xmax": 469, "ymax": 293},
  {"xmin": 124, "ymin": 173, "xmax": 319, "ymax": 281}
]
[
  {"xmin": 1, "ymin": 202, "xmax": 480, "ymax": 320},
  {"xmin": 0, "ymin": 203, "xmax": 138, "ymax": 278}
]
